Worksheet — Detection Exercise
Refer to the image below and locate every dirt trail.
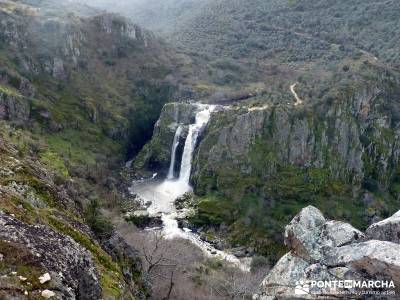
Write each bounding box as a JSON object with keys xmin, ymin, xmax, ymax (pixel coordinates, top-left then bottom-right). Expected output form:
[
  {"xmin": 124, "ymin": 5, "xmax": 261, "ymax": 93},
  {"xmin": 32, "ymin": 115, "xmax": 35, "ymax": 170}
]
[
  {"xmin": 248, "ymin": 104, "xmax": 269, "ymax": 111},
  {"xmin": 290, "ymin": 82, "xmax": 303, "ymax": 106}
]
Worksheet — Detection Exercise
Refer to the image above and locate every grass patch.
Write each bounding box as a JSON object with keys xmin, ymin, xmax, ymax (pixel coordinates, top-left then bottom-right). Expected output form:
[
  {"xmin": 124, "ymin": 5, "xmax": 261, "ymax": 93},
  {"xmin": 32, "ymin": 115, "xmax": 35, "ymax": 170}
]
[
  {"xmin": 40, "ymin": 150, "xmax": 69, "ymax": 177},
  {"xmin": 0, "ymin": 84, "xmax": 22, "ymax": 97},
  {"xmin": 189, "ymin": 194, "xmax": 236, "ymax": 225}
]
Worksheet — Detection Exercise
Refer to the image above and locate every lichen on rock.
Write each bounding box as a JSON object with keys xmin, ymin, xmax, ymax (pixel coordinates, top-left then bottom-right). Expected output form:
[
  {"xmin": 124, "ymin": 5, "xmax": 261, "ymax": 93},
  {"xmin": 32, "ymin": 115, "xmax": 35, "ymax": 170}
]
[{"xmin": 256, "ymin": 206, "xmax": 400, "ymax": 299}]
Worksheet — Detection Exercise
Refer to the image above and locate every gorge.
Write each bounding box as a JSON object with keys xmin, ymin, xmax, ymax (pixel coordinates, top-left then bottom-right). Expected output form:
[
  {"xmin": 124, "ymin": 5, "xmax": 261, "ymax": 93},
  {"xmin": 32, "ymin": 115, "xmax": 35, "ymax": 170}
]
[{"xmin": 130, "ymin": 103, "xmax": 250, "ymax": 271}]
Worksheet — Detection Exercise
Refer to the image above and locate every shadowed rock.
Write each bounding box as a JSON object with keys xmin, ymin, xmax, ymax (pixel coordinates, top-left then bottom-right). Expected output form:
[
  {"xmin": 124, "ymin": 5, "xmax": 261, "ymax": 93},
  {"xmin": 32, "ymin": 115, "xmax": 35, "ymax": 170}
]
[
  {"xmin": 366, "ymin": 210, "xmax": 400, "ymax": 244},
  {"xmin": 324, "ymin": 240, "xmax": 400, "ymax": 285}
]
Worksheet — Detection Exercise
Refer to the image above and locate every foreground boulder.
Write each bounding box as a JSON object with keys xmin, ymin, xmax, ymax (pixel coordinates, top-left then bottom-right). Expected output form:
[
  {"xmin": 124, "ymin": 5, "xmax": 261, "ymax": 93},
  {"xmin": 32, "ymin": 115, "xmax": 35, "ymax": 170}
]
[
  {"xmin": 284, "ymin": 206, "xmax": 326, "ymax": 262},
  {"xmin": 366, "ymin": 211, "xmax": 400, "ymax": 243},
  {"xmin": 324, "ymin": 240, "xmax": 400, "ymax": 285},
  {"xmin": 284, "ymin": 206, "xmax": 364, "ymax": 263},
  {"xmin": 255, "ymin": 206, "xmax": 400, "ymax": 299}
]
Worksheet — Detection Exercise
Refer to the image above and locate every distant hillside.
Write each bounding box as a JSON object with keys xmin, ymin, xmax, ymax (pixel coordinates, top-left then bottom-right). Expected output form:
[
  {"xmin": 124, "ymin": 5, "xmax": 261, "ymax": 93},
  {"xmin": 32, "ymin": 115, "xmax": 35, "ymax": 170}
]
[
  {"xmin": 87, "ymin": 0, "xmax": 399, "ymax": 91},
  {"xmin": 84, "ymin": 0, "xmax": 400, "ymax": 67},
  {"xmin": 172, "ymin": 0, "xmax": 400, "ymax": 66}
]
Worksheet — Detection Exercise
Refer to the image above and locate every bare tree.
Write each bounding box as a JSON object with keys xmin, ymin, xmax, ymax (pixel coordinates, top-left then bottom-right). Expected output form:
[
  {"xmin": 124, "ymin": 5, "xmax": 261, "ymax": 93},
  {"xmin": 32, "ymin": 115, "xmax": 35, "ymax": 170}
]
[
  {"xmin": 142, "ymin": 231, "xmax": 180, "ymax": 299},
  {"xmin": 199, "ymin": 259, "xmax": 269, "ymax": 300}
]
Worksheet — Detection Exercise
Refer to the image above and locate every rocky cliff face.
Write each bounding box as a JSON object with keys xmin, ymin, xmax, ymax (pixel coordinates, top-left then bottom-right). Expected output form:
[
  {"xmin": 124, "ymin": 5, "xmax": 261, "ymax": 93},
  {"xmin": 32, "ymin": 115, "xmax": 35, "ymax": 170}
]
[
  {"xmin": 0, "ymin": 135, "xmax": 146, "ymax": 299},
  {"xmin": 0, "ymin": 2, "xmax": 154, "ymax": 80},
  {"xmin": 255, "ymin": 205, "xmax": 400, "ymax": 299},
  {"xmin": 0, "ymin": 90, "xmax": 30, "ymax": 124},
  {"xmin": 133, "ymin": 102, "xmax": 198, "ymax": 177},
  {"xmin": 194, "ymin": 68, "xmax": 400, "ymax": 193}
]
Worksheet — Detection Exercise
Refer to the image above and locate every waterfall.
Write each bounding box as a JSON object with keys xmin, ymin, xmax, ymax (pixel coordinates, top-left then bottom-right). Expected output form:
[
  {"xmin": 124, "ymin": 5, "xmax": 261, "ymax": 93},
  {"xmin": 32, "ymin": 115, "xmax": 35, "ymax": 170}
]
[
  {"xmin": 167, "ymin": 126, "xmax": 182, "ymax": 179},
  {"xmin": 130, "ymin": 103, "xmax": 251, "ymax": 272},
  {"xmin": 178, "ymin": 105, "xmax": 214, "ymax": 185}
]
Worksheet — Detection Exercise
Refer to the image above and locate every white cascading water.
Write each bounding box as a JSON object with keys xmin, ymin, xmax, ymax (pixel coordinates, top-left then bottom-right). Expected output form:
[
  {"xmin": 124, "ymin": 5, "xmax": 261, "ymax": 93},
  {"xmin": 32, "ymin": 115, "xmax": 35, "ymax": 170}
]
[
  {"xmin": 178, "ymin": 106, "xmax": 214, "ymax": 186},
  {"xmin": 130, "ymin": 104, "xmax": 250, "ymax": 272},
  {"xmin": 167, "ymin": 126, "xmax": 182, "ymax": 179}
]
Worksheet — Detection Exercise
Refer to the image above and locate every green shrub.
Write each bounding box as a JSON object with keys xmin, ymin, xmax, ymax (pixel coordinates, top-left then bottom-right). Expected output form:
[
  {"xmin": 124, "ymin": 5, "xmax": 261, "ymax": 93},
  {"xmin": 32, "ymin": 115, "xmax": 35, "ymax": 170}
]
[{"xmin": 84, "ymin": 198, "xmax": 114, "ymax": 239}]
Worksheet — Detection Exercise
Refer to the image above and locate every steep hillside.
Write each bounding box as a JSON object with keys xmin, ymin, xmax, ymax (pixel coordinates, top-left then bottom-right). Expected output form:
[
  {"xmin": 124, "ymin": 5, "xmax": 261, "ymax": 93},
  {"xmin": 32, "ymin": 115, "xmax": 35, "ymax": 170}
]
[
  {"xmin": 0, "ymin": 1, "xmax": 183, "ymax": 298},
  {"xmin": 0, "ymin": 133, "xmax": 148, "ymax": 299},
  {"xmin": 0, "ymin": 0, "xmax": 183, "ymax": 164}
]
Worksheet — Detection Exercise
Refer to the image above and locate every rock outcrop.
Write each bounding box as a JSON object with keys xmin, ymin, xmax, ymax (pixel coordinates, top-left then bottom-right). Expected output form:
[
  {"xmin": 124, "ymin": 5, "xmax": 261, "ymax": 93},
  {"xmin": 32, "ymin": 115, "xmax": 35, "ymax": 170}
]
[
  {"xmin": 366, "ymin": 210, "xmax": 400, "ymax": 243},
  {"xmin": 284, "ymin": 206, "xmax": 327, "ymax": 262},
  {"xmin": 0, "ymin": 212, "xmax": 102, "ymax": 299},
  {"xmin": 0, "ymin": 91, "xmax": 30, "ymax": 124},
  {"xmin": 255, "ymin": 206, "xmax": 400, "ymax": 299}
]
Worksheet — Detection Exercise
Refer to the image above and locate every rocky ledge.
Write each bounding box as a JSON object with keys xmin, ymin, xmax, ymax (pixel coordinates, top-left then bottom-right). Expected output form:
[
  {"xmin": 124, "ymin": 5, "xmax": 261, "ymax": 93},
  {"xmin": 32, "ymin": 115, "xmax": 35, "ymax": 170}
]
[{"xmin": 255, "ymin": 206, "xmax": 400, "ymax": 299}]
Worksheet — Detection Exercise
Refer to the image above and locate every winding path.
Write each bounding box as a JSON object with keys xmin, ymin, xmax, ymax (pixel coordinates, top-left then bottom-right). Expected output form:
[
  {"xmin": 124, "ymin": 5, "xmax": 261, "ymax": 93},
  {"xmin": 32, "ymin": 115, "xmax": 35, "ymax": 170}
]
[{"xmin": 290, "ymin": 82, "xmax": 303, "ymax": 106}]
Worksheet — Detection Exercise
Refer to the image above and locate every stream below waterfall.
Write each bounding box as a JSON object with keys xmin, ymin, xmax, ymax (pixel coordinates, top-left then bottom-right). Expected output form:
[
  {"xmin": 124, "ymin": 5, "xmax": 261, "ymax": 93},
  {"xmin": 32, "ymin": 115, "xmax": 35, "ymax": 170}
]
[{"xmin": 129, "ymin": 104, "xmax": 251, "ymax": 272}]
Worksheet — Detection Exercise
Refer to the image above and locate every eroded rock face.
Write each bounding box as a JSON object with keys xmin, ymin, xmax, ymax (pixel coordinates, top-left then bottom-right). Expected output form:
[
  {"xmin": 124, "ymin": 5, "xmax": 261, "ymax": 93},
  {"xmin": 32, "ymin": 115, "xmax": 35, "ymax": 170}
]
[
  {"xmin": 0, "ymin": 212, "xmax": 102, "ymax": 299},
  {"xmin": 0, "ymin": 92, "xmax": 30, "ymax": 124},
  {"xmin": 256, "ymin": 207, "xmax": 400, "ymax": 299},
  {"xmin": 192, "ymin": 76, "xmax": 400, "ymax": 200},
  {"xmin": 366, "ymin": 211, "xmax": 400, "ymax": 243},
  {"xmin": 103, "ymin": 232, "xmax": 142, "ymax": 281}
]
